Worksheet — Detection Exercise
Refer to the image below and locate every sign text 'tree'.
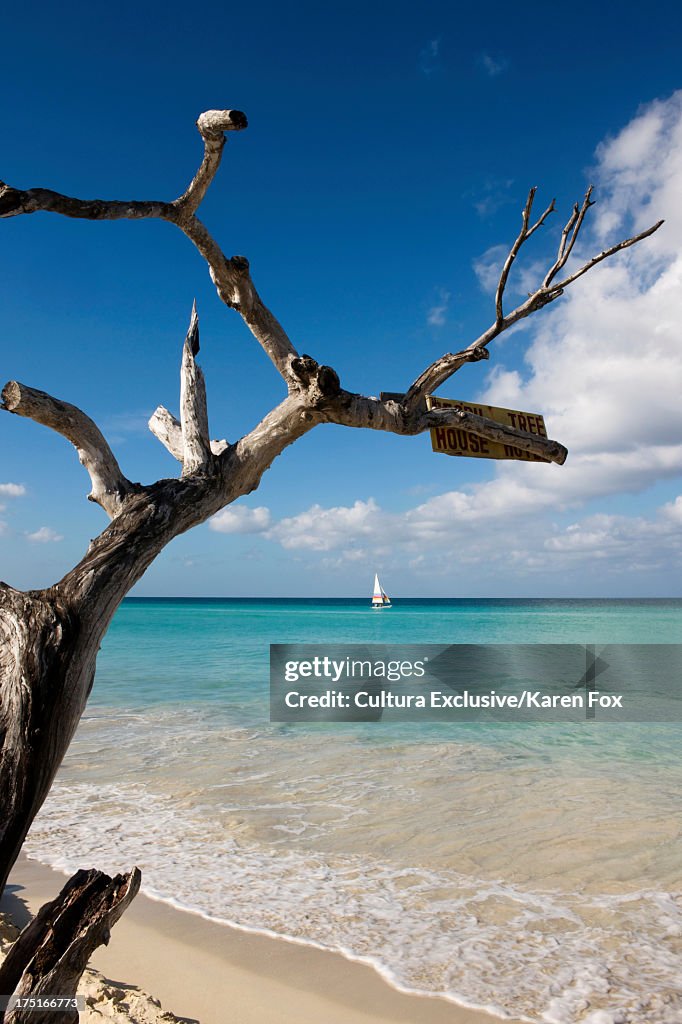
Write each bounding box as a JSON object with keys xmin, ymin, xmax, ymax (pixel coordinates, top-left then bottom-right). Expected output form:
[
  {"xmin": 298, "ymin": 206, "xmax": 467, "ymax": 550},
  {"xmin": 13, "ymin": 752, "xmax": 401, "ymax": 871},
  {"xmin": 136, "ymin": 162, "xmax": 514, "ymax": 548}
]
[{"xmin": 426, "ymin": 396, "xmax": 550, "ymax": 462}]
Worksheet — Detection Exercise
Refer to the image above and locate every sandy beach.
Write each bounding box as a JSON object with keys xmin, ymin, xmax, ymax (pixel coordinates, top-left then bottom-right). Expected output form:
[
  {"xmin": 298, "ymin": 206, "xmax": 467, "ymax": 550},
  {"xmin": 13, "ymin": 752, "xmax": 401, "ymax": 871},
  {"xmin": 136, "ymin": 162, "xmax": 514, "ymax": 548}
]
[{"xmin": 1, "ymin": 854, "xmax": 522, "ymax": 1024}]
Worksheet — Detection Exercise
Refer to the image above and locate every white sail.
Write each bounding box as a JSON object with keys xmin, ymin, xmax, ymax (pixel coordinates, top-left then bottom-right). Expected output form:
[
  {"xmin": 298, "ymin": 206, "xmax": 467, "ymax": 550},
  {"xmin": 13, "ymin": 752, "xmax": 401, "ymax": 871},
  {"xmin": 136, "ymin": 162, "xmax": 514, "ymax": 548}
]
[{"xmin": 371, "ymin": 573, "xmax": 392, "ymax": 608}]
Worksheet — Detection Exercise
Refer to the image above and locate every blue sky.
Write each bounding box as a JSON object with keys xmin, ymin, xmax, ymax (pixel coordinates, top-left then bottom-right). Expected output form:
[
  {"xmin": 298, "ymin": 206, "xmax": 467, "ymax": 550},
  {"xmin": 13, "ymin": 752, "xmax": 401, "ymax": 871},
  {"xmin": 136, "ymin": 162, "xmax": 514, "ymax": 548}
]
[{"xmin": 1, "ymin": 1, "xmax": 681, "ymax": 596}]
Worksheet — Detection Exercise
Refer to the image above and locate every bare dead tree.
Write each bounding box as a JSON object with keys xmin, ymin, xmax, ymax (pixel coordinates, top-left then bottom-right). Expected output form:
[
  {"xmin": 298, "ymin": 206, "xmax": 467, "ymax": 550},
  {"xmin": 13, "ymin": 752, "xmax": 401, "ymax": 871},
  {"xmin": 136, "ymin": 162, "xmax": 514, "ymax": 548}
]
[{"xmin": 0, "ymin": 109, "xmax": 662, "ymax": 905}]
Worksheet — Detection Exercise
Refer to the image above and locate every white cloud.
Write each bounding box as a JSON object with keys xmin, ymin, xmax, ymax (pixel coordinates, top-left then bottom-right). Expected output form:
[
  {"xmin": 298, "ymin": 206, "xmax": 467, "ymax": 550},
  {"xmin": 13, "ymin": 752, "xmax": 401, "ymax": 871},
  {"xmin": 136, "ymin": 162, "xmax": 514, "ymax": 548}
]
[
  {"xmin": 539, "ymin": 509, "xmax": 682, "ymax": 576},
  {"xmin": 427, "ymin": 289, "xmax": 450, "ymax": 327},
  {"xmin": 467, "ymin": 91, "xmax": 682, "ymax": 511},
  {"xmin": 662, "ymin": 495, "xmax": 682, "ymax": 524},
  {"xmin": 472, "ymin": 244, "xmax": 508, "ymax": 294},
  {"xmin": 230, "ymin": 489, "xmax": 681, "ymax": 582},
  {"xmin": 210, "ymin": 506, "xmax": 271, "ymax": 535},
  {"xmin": 267, "ymin": 499, "xmax": 382, "ymax": 551},
  {"xmin": 0, "ymin": 483, "xmax": 26, "ymax": 498},
  {"xmin": 473, "ymin": 243, "xmax": 544, "ymax": 300},
  {"xmin": 208, "ymin": 96, "xmax": 682, "ymax": 590},
  {"xmin": 26, "ymin": 526, "xmax": 64, "ymax": 544}
]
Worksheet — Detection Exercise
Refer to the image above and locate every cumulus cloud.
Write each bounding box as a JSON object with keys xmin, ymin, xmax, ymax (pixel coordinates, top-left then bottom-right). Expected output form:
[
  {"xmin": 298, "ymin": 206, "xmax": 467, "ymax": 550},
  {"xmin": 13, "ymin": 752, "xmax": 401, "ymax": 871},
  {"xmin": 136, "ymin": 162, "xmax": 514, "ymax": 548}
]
[
  {"xmin": 473, "ymin": 242, "xmax": 544, "ymax": 299},
  {"xmin": 209, "ymin": 95, "xmax": 682, "ymax": 588},
  {"xmin": 222, "ymin": 488, "xmax": 680, "ymax": 583},
  {"xmin": 539, "ymin": 508, "xmax": 682, "ymax": 576},
  {"xmin": 0, "ymin": 483, "xmax": 26, "ymax": 520},
  {"xmin": 474, "ymin": 93, "xmax": 682, "ymax": 511},
  {"xmin": 209, "ymin": 506, "xmax": 271, "ymax": 535},
  {"xmin": 662, "ymin": 495, "xmax": 682, "ymax": 524},
  {"xmin": 26, "ymin": 526, "xmax": 64, "ymax": 544},
  {"xmin": 0, "ymin": 483, "xmax": 26, "ymax": 498},
  {"xmin": 267, "ymin": 499, "xmax": 382, "ymax": 551}
]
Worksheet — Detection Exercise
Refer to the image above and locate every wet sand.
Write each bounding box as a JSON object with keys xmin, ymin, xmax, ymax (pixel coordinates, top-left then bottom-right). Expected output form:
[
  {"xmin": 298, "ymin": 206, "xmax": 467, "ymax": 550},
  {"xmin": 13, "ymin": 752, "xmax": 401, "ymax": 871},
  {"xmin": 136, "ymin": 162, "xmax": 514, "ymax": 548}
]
[{"xmin": 2, "ymin": 854, "xmax": 522, "ymax": 1024}]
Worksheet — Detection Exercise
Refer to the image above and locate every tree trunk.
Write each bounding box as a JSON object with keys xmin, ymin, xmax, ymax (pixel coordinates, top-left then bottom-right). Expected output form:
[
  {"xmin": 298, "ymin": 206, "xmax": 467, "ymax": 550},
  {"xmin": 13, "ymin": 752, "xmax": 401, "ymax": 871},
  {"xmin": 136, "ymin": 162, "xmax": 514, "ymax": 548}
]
[
  {"xmin": 0, "ymin": 867, "xmax": 140, "ymax": 1024},
  {"xmin": 0, "ymin": 587, "xmax": 87, "ymax": 895},
  {"xmin": 0, "ymin": 478, "xmax": 235, "ymax": 892}
]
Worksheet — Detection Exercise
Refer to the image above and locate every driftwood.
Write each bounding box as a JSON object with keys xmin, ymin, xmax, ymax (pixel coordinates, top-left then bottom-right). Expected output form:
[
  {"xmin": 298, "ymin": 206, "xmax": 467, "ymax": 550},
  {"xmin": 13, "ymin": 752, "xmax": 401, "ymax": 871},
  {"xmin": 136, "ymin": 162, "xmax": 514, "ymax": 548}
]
[
  {"xmin": 0, "ymin": 108, "xmax": 663, "ymax": 902},
  {"xmin": 0, "ymin": 867, "xmax": 140, "ymax": 1024}
]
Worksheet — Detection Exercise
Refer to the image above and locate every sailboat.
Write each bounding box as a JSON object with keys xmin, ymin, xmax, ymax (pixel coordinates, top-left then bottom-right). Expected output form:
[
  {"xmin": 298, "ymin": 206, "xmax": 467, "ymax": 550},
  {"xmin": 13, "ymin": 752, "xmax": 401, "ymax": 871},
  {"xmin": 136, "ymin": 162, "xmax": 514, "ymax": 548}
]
[{"xmin": 371, "ymin": 573, "xmax": 392, "ymax": 609}]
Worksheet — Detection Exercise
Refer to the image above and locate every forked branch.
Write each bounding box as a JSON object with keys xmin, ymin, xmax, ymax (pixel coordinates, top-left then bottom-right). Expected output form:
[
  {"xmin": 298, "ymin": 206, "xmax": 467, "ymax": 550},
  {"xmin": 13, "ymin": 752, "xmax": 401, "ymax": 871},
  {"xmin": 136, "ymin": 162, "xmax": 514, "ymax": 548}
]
[
  {"xmin": 148, "ymin": 304, "xmax": 228, "ymax": 468},
  {"xmin": 0, "ymin": 109, "xmax": 247, "ymax": 225},
  {"xmin": 495, "ymin": 186, "xmax": 555, "ymax": 323},
  {"xmin": 404, "ymin": 188, "xmax": 663, "ymax": 412},
  {"xmin": 0, "ymin": 109, "xmax": 299, "ymax": 384},
  {"xmin": 0, "ymin": 382, "xmax": 133, "ymax": 516},
  {"xmin": 148, "ymin": 407, "xmax": 228, "ymax": 461},
  {"xmin": 0, "ymin": 115, "xmax": 665, "ymax": 488}
]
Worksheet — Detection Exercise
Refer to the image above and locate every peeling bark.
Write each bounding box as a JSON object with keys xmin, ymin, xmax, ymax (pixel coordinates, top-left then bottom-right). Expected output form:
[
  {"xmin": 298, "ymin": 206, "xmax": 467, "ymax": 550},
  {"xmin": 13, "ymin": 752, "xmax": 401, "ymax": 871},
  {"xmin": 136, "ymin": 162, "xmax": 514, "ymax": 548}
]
[
  {"xmin": 179, "ymin": 303, "xmax": 212, "ymax": 475},
  {"xmin": 0, "ymin": 867, "xmax": 140, "ymax": 1024},
  {"xmin": 0, "ymin": 588, "xmax": 82, "ymax": 893},
  {"xmin": 149, "ymin": 406, "xmax": 228, "ymax": 461},
  {"xmin": 0, "ymin": 384, "xmax": 133, "ymax": 516}
]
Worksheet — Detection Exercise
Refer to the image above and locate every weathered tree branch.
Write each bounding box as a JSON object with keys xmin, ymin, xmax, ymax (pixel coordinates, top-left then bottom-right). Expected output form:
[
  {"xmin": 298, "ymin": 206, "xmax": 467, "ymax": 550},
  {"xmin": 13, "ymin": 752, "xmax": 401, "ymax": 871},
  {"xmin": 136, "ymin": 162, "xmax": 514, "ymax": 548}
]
[
  {"xmin": 179, "ymin": 302, "xmax": 212, "ymax": 475},
  {"xmin": 0, "ymin": 165, "xmax": 658, "ymax": 503},
  {"xmin": 418, "ymin": 406, "xmax": 567, "ymax": 464},
  {"xmin": 403, "ymin": 189, "xmax": 663, "ymax": 411},
  {"xmin": 148, "ymin": 303, "xmax": 226, "ymax": 468},
  {"xmin": 549, "ymin": 220, "xmax": 663, "ymax": 291},
  {"xmin": 174, "ymin": 109, "xmax": 248, "ymax": 215},
  {"xmin": 317, "ymin": 387, "xmax": 567, "ymax": 464},
  {"xmin": 403, "ymin": 346, "xmax": 490, "ymax": 411},
  {"xmin": 0, "ymin": 867, "xmax": 140, "ymax": 1024},
  {"xmin": 233, "ymin": 353, "xmax": 566, "ymax": 464},
  {"xmin": 0, "ymin": 183, "xmax": 168, "ymax": 222},
  {"xmin": 0, "ymin": 117, "xmax": 664, "ymax": 401},
  {"xmin": 0, "ymin": 383, "xmax": 133, "ymax": 517},
  {"xmin": 148, "ymin": 407, "xmax": 228, "ymax": 460},
  {"xmin": 0, "ymin": 111, "xmax": 300, "ymax": 384},
  {"xmin": 148, "ymin": 406, "xmax": 184, "ymax": 460},
  {"xmin": 495, "ymin": 186, "xmax": 555, "ymax": 323},
  {"xmin": 542, "ymin": 187, "xmax": 593, "ymax": 288}
]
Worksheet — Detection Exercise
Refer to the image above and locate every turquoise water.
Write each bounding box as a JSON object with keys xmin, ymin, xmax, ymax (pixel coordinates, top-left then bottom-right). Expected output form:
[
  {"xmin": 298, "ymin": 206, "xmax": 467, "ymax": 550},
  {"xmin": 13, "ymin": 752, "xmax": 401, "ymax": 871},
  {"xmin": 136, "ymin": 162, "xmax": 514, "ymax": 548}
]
[
  {"xmin": 93, "ymin": 596, "xmax": 682, "ymax": 707},
  {"xmin": 25, "ymin": 599, "xmax": 682, "ymax": 1024}
]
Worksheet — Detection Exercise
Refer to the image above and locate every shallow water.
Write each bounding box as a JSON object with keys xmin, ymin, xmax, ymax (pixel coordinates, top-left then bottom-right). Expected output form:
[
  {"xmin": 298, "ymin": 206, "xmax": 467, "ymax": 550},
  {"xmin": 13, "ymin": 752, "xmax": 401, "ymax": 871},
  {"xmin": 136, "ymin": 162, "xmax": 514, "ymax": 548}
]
[{"xmin": 25, "ymin": 599, "xmax": 682, "ymax": 1023}]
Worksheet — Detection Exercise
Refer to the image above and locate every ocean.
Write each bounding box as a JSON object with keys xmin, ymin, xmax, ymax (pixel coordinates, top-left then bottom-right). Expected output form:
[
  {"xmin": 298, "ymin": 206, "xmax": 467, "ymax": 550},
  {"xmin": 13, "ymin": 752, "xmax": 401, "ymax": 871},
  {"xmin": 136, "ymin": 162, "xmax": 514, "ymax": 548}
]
[{"xmin": 24, "ymin": 598, "xmax": 682, "ymax": 1023}]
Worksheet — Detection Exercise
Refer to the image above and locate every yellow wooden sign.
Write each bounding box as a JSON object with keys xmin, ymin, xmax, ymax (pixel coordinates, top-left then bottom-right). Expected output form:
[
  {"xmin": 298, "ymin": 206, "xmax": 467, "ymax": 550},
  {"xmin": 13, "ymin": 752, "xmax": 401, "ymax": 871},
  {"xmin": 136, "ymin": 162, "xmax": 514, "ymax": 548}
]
[{"xmin": 426, "ymin": 396, "xmax": 550, "ymax": 462}]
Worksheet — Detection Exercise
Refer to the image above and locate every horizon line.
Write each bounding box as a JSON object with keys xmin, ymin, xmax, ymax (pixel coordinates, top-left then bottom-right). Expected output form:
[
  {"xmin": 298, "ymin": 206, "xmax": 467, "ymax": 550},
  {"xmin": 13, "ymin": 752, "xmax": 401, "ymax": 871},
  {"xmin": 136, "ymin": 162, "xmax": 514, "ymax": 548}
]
[{"xmin": 123, "ymin": 595, "xmax": 680, "ymax": 601}]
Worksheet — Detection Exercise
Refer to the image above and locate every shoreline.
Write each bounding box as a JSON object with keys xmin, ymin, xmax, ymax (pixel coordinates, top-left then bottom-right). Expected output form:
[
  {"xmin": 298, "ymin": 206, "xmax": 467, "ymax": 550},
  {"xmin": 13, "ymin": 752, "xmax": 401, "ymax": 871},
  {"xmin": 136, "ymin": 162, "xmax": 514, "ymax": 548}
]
[{"xmin": 2, "ymin": 854, "xmax": 525, "ymax": 1024}]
